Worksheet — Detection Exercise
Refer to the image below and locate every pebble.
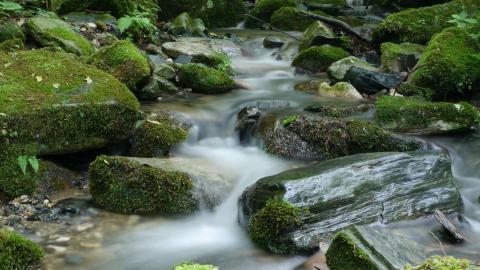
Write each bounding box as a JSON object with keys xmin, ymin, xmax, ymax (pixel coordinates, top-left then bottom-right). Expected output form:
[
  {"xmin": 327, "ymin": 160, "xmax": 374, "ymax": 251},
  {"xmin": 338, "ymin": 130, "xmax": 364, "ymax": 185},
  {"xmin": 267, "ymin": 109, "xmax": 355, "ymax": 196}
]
[
  {"xmin": 79, "ymin": 242, "xmax": 100, "ymax": 249},
  {"xmin": 45, "ymin": 245, "xmax": 67, "ymax": 254},
  {"xmin": 75, "ymin": 222, "xmax": 94, "ymax": 232}
]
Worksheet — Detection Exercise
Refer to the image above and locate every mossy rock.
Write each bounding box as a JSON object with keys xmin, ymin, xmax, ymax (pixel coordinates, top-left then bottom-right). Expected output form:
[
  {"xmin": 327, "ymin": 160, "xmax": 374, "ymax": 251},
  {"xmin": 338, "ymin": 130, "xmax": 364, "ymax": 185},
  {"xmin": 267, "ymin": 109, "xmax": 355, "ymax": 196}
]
[
  {"xmin": 0, "ymin": 229, "xmax": 44, "ymax": 270},
  {"xmin": 168, "ymin": 12, "xmax": 206, "ymax": 37},
  {"xmin": 245, "ymin": 0, "xmax": 297, "ymax": 28},
  {"xmin": 178, "ymin": 63, "xmax": 237, "ymax": 94},
  {"xmin": 292, "ymin": 45, "xmax": 350, "ymax": 73},
  {"xmin": 0, "ymin": 38, "xmax": 24, "ymax": 52},
  {"xmin": 372, "ymin": 0, "xmax": 450, "ymax": 8},
  {"xmin": 0, "ymin": 21, "xmax": 25, "ymax": 42},
  {"xmin": 318, "ymin": 81, "xmax": 362, "ymax": 99},
  {"xmin": 299, "ymin": 21, "xmax": 335, "ymax": 51},
  {"xmin": 58, "ymin": 0, "xmax": 159, "ymax": 18},
  {"xmin": 404, "ymin": 256, "xmax": 478, "ymax": 270},
  {"xmin": 88, "ymin": 40, "xmax": 151, "ymax": 91},
  {"xmin": 172, "ymin": 263, "xmax": 219, "ymax": 270},
  {"xmin": 380, "ymin": 42, "xmax": 424, "ymax": 73},
  {"xmin": 270, "ymin": 7, "xmax": 317, "ymax": 31},
  {"xmin": 408, "ymin": 26, "xmax": 480, "ymax": 100},
  {"xmin": 327, "ymin": 56, "xmax": 376, "ymax": 82},
  {"xmin": 26, "ymin": 16, "xmax": 95, "ymax": 56},
  {"xmin": 131, "ymin": 113, "xmax": 189, "ymax": 157},
  {"xmin": 89, "ymin": 155, "xmax": 198, "ymax": 215},
  {"xmin": 372, "ymin": 0, "xmax": 480, "ymax": 45},
  {"xmin": 375, "ymin": 96, "xmax": 480, "ymax": 135},
  {"xmin": 191, "ymin": 52, "xmax": 232, "ymax": 73}
]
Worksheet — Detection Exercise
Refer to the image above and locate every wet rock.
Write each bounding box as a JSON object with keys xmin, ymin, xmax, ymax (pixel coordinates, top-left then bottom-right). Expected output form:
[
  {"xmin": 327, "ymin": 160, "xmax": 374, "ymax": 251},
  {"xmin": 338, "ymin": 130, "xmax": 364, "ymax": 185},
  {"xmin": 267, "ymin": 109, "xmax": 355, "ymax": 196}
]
[
  {"xmin": 343, "ymin": 66, "xmax": 404, "ymax": 95},
  {"xmin": 294, "ymin": 79, "xmax": 329, "ymax": 92},
  {"xmin": 236, "ymin": 106, "xmax": 262, "ymax": 144},
  {"xmin": 270, "ymin": 7, "xmax": 317, "ymax": 31},
  {"xmin": 177, "ymin": 63, "xmax": 237, "ymax": 94},
  {"xmin": 0, "ymin": 21, "xmax": 25, "ymax": 42},
  {"xmin": 305, "ymin": 103, "xmax": 373, "ymax": 118},
  {"xmin": 293, "ymin": 45, "xmax": 350, "ymax": 73},
  {"xmin": 162, "ymin": 41, "xmax": 214, "ymax": 59},
  {"xmin": 380, "ymin": 42, "xmax": 424, "ymax": 73},
  {"xmin": 245, "ymin": 0, "xmax": 296, "ymax": 28},
  {"xmin": 138, "ymin": 75, "xmax": 180, "ymax": 100},
  {"xmin": 239, "ymin": 151, "xmax": 464, "ymax": 253},
  {"xmin": 175, "ymin": 55, "xmax": 194, "ymax": 64},
  {"xmin": 318, "ymin": 82, "xmax": 362, "ymax": 99},
  {"xmin": 299, "ymin": 21, "xmax": 335, "ymax": 51},
  {"xmin": 26, "ymin": 197, "xmax": 92, "ymax": 222},
  {"xmin": 63, "ymin": 12, "xmax": 117, "ymax": 29},
  {"xmin": 168, "ymin": 12, "xmax": 206, "ymax": 37},
  {"xmin": 263, "ymin": 37, "xmax": 285, "ymax": 48},
  {"xmin": 154, "ymin": 63, "xmax": 177, "ymax": 80},
  {"xmin": 327, "ymin": 56, "xmax": 377, "ymax": 82}
]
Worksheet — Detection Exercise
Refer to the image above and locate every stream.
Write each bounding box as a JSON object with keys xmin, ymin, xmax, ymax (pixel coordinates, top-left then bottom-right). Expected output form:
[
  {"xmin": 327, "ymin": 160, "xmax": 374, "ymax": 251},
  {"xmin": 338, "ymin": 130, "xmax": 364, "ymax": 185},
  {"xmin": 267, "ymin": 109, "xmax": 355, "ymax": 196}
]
[{"xmin": 43, "ymin": 30, "xmax": 480, "ymax": 269}]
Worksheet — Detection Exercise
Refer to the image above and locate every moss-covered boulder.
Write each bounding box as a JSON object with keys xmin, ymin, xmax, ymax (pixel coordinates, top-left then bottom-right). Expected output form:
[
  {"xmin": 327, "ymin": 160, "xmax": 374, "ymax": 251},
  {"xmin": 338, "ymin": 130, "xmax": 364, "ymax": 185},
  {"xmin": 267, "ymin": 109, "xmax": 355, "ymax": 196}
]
[
  {"xmin": 299, "ymin": 21, "xmax": 335, "ymax": 51},
  {"xmin": 372, "ymin": 0, "xmax": 480, "ymax": 45},
  {"xmin": 131, "ymin": 113, "xmax": 189, "ymax": 157},
  {"xmin": 26, "ymin": 16, "xmax": 95, "ymax": 56},
  {"xmin": 0, "ymin": 50, "xmax": 139, "ymax": 198},
  {"xmin": 292, "ymin": 45, "xmax": 350, "ymax": 73},
  {"xmin": 245, "ymin": 0, "xmax": 297, "ymax": 28},
  {"xmin": 372, "ymin": 0, "xmax": 450, "ymax": 8},
  {"xmin": 404, "ymin": 256, "xmax": 477, "ymax": 270},
  {"xmin": 408, "ymin": 26, "xmax": 480, "ymax": 100},
  {"xmin": 89, "ymin": 155, "xmax": 198, "ymax": 215},
  {"xmin": 172, "ymin": 263, "xmax": 219, "ymax": 270},
  {"xmin": 139, "ymin": 75, "xmax": 180, "ymax": 100},
  {"xmin": 168, "ymin": 12, "xmax": 207, "ymax": 37},
  {"xmin": 88, "ymin": 40, "xmax": 151, "ymax": 91},
  {"xmin": 380, "ymin": 42, "xmax": 425, "ymax": 73},
  {"xmin": 270, "ymin": 7, "xmax": 317, "ymax": 31},
  {"xmin": 327, "ymin": 56, "xmax": 376, "ymax": 82},
  {"xmin": 0, "ymin": 38, "xmax": 24, "ymax": 52},
  {"xmin": 0, "ymin": 229, "xmax": 44, "ymax": 270},
  {"xmin": 0, "ymin": 21, "xmax": 25, "ymax": 42},
  {"xmin": 178, "ymin": 63, "xmax": 237, "ymax": 94},
  {"xmin": 58, "ymin": 0, "xmax": 159, "ymax": 18},
  {"xmin": 318, "ymin": 82, "xmax": 362, "ymax": 99},
  {"xmin": 239, "ymin": 151, "xmax": 463, "ymax": 254},
  {"xmin": 375, "ymin": 96, "xmax": 479, "ymax": 135}
]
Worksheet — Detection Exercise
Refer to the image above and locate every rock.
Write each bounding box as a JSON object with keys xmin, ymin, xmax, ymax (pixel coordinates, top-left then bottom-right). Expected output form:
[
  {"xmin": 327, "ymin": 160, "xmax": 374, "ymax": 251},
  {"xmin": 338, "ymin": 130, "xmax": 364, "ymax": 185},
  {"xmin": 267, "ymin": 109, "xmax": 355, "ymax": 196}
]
[
  {"xmin": 0, "ymin": 229, "xmax": 44, "ymax": 269},
  {"xmin": 58, "ymin": 0, "xmax": 159, "ymax": 18},
  {"xmin": 0, "ymin": 21, "xmax": 25, "ymax": 42},
  {"xmin": 63, "ymin": 12, "xmax": 116, "ymax": 28},
  {"xmin": 403, "ymin": 256, "xmax": 477, "ymax": 270},
  {"xmin": 304, "ymin": 103, "xmax": 373, "ymax": 118},
  {"xmin": 260, "ymin": 113, "xmax": 421, "ymax": 160},
  {"xmin": 375, "ymin": 96, "xmax": 479, "ymax": 135},
  {"xmin": 245, "ymin": 0, "xmax": 296, "ymax": 28},
  {"xmin": 154, "ymin": 63, "xmax": 177, "ymax": 80},
  {"xmin": 408, "ymin": 26, "xmax": 480, "ymax": 100},
  {"xmin": 263, "ymin": 37, "xmax": 285, "ymax": 48},
  {"xmin": 131, "ymin": 113, "xmax": 190, "ymax": 157},
  {"xmin": 326, "ymin": 225, "xmax": 426, "ymax": 270},
  {"xmin": 168, "ymin": 12, "xmax": 207, "ymax": 37},
  {"xmin": 294, "ymin": 79, "xmax": 328, "ymax": 92},
  {"xmin": 162, "ymin": 41, "xmax": 215, "ymax": 59},
  {"xmin": 46, "ymin": 245, "xmax": 67, "ymax": 254},
  {"xmin": 178, "ymin": 63, "xmax": 237, "ymax": 94},
  {"xmin": 65, "ymin": 254, "xmax": 85, "ymax": 266},
  {"xmin": 343, "ymin": 66, "xmax": 404, "ymax": 95},
  {"xmin": 381, "ymin": 42, "xmax": 424, "ymax": 73},
  {"xmin": 235, "ymin": 106, "xmax": 262, "ymax": 144},
  {"xmin": 191, "ymin": 52, "xmax": 232, "ymax": 73},
  {"xmin": 270, "ymin": 7, "xmax": 317, "ymax": 31},
  {"xmin": 327, "ymin": 56, "xmax": 377, "ymax": 82},
  {"xmin": 0, "ymin": 50, "xmax": 139, "ymax": 199},
  {"xmin": 139, "ymin": 76, "xmax": 180, "ymax": 100},
  {"xmin": 299, "ymin": 21, "xmax": 335, "ymax": 51},
  {"xmin": 172, "ymin": 263, "xmax": 219, "ymax": 270},
  {"xmin": 88, "ymin": 40, "xmax": 151, "ymax": 91},
  {"xmin": 239, "ymin": 151, "xmax": 464, "ymax": 254},
  {"xmin": 0, "ymin": 38, "xmax": 24, "ymax": 52},
  {"xmin": 26, "ymin": 16, "xmax": 95, "ymax": 56},
  {"xmin": 318, "ymin": 82, "xmax": 362, "ymax": 99},
  {"xmin": 292, "ymin": 45, "xmax": 350, "ymax": 73},
  {"xmin": 372, "ymin": 0, "xmax": 480, "ymax": 45}
]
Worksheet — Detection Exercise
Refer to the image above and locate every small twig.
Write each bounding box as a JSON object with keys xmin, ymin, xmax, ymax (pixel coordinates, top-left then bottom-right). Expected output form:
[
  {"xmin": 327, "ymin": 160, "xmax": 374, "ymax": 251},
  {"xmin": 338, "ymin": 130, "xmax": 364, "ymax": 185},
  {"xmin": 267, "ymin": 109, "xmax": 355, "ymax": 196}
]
[
  {"xmin": 430, "ymin": 231, "xmax": 447, "ymax": 257},
  {"xmin": 243, "ymin": 14, "xmax": 301, "ymax": 41}
]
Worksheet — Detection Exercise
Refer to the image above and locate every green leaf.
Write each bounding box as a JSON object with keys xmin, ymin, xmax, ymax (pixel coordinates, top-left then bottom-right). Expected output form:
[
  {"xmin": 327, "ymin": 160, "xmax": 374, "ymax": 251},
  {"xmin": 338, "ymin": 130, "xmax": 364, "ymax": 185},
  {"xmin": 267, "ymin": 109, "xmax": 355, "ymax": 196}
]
[
  {"xmin": 0, "ymin": 1, "xmax": 23, "ymax": 11},
  {"xmin": 207, "ymin": 0, "xmax": 213, "ymax": 9},
  {"xmin": 118, "ymin": 16, "xmax": 133, "ymax": 33},
  {"xmin": 17, "ymin": 156, "xmax": 28, "ymax": 175},
  {"xmin": 28, "ymin": 156, "xmax": 40, "ymax": 174}
]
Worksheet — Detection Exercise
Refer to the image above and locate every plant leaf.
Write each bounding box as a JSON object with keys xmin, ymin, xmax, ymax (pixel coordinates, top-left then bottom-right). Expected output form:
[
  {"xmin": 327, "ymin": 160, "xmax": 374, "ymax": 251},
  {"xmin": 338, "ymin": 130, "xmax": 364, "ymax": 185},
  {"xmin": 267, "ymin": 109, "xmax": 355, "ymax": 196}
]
[
  {"xmin": 118, "ymin": 16, "xmax": 133, "ymax": 33},
  {"xmin": 17, "ymin": 156, "xmax": 28, "ymax": 175},
  {"xmin": 28, "ymin": 156, "xmax": 40, "ymax": 174},
  {"xmin": 0, "ymin": 2, "xmax": 23, "ymax": 11}
]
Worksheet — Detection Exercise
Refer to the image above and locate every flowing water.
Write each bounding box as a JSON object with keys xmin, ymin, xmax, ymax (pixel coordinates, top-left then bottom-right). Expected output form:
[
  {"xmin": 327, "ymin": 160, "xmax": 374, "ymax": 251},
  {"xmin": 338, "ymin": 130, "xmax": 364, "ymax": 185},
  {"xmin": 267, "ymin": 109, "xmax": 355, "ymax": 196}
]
[{"xmin": 65, "ymin": 30, "xmax": 480, "ymax": 269}]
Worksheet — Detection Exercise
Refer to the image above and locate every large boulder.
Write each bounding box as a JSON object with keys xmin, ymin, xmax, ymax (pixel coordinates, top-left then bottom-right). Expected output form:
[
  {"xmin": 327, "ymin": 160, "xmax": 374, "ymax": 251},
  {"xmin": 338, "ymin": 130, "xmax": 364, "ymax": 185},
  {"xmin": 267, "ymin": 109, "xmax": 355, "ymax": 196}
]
[
  {"xmin": 292, "ymin": 45, "xmax": 350, "ymax": 73},
  {"xmin": 88, "ymin": 40, "xmax": 151, "ymax": 91},
  {"xmin": 318, "ymin": 82, "xmax": 362, "ymax": 99},
  {"xmin": 0, "ymin": 229, "xmax": 44, "ymax": 269},
  {"xmin": 298, "ymin": 21, "xmax": 340, "ymax": 51},
  {"xmin": 343, "ymin": 66, "xmax": 404, "ymax": 95},
  {"xmin": 245, "ymin": 0, "xmax": 296, "ymax": 28},
  {"xmin": 372, "ymin": 0, "xmax": 480, "ymax": 45},
  {"xmin": 408, "ymin": 26, "xmax": 480, "ymax": 100},
  {"xmin": 327, "ymin": 56, "xmax": 376, "ymax": 82},
  {"xmin": 375, "ymin": 96, "xmax": 479, "ymax": 135},
  {"xmin": 177, "ymin": 63, "xmax": 237, "ymax": 94},
  {"xmin": 270, "ymin": 7, "xmax": 317, "ymax": 31},
  {"xmin": 239, "ymin": 151, "xmax": 464, "ymax": 254},
  {"xmin": 58, "ymin": 0, "xmax": 159, "ymax": 18},
  {"xmin": 26, "ymin": 16, "xmax": 95, "ymax": 56},
  {"xmin": 0, "ymin": 50, "xmax": 139, "ymax": 199}
]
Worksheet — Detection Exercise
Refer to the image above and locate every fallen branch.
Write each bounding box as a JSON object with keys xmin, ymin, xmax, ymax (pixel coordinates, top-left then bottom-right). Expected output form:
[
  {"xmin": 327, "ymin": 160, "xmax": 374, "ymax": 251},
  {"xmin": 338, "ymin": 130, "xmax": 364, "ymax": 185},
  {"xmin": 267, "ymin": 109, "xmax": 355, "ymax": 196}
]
[
  {"xmin": 434, "ymin": 210, "xmax": 466, "ymax": 243},
  {"xmin": 242, "ymin": 14, "xmax": 301, "ymax": 41},
  {"xmin": 430, "ymin": 231, "xmax": 447, "ymax": 257}
]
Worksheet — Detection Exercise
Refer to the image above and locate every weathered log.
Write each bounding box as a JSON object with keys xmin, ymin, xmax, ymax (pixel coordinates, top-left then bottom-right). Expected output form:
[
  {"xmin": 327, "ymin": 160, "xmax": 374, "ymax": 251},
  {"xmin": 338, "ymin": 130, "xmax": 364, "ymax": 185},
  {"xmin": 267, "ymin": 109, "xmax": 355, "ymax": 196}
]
[{"xmin": 434, "ymin": 210, "xmax": 466, "ymax": 243}]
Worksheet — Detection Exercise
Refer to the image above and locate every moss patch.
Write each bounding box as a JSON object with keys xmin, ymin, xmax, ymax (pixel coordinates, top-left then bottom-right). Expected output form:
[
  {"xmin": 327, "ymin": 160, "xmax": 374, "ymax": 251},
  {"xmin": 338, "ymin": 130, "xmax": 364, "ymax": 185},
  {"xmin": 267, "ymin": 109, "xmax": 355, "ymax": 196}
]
[
  {"xmin": 245, "ymin": 0, "xmax": 297, "ymax": 28},
  {"xmin": 270, "ymin": 7, "xmax": 318, "ymax": 31},
  {"xmin": 0, "ymin": 21, "xmax": 25, "ymax": 42},
  {"xmin": 172, "ymin": 263, "xmax": 219, "ymax": 270},
  {"xmin": 380, "ymin": 42, "xmax": 424, "ymax": 72},
  {"xmin": 89, "ymin": 155, "xmax": 198, "ymax": 215},
  {"xmin": 178, "ymin": 63, "xmax": 236, "ymax": 94},
  {"xmin": 0, "ymin": 229, "xmax": 44, "ymax": 270},
  {"xmin": 326, "ymin": 230, "xmax": 378, "ymax": 270},
  {"xmin": 292, "ymin": 45, "xmax": 350, "ymax": 73},
  {"xmin": 404, "ymin": 256, "xmax": 475, "ymax": 270},
  {"xmin": 0, "ymin": 38, "xmax": 24, "ymax": 52}
]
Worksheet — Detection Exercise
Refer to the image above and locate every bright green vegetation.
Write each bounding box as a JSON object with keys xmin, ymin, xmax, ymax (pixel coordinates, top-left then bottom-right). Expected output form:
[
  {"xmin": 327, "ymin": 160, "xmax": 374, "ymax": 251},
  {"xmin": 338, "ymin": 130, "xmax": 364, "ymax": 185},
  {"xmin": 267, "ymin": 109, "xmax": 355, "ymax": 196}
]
[
  {"xmin": 376, "ymin": 96, "xmax": 479, "ymax": 134},
  {"xmin": 0, "ymin": 21, "xmax": 25, "ymax": 42},
  {"xmin": 178, "ymin": 64, "xmax": 237, "ymax": 94},
  {"xmin": 292, "ymin": 45, "xmax": 350, "ymax": 73},
  {"xmin": 89, "ymin": 155, "xmax": 198, "ymax": 215},
  {"xmin": 249, "ymin": 200, "xmax": 301, "ymax": 254},
  {"xmin": 404, "ymin": 256, "xmax": 477, "ymax": 270},
  {"xmin": 192, "ymin": 52, "xmax": 232, "ymax": 73},
  {"xmin": 88, "ymin": 40, "xmax": 151, "ymax": 91},
  {"xmin": 172, "ymin": 263, "xmax": 219, "ymax": 270},
  {"xmin": 117, "ymin": 11, "xmax": 157, "ymax": 44},
  {"xmin": 168, "ymin": 12, "xmax": 206, "ymax": 37},
  {"xmin": 372, "ymin": 0, "xmax": 480, "ymax": 45},
  {"xmin": 0, "ymin": 229, "xmax": 44, "ymax": 270},
  {"xmin": 282, "ymin": 115, "xmax": 298, "ymax": 127},
  {"xmin": 396, "ymin": 83, "xmax": 435, "ymax": 100},
  {"xmin": 380, "ymin": 42, "xmax": 424, "ymax": 72},
  {"xmin": 0, "ymin": 37, "xmax": 24, "ymax": 52},
  {"xmin": 131, "ymin": 114, "xmax": 189, "ymax": 157},
  {"xmin": 58, "ymin": 0, "xmax": 159, "ymax": 18},
  {"xmin": 245, "ymin": 0, "xmax": 296, "ymax": 28},
  {"xmin": 408, "ymin": 26, "xmax": 480, "ymax": 100},
  {"xmin": 270, "ymin": 7, "xmax": 319, "ymax": 31},
  {"xmin": 26, "ymin": 16, "xmax": 95, "ymax": 56},
  {"xmin": 326, "ymin": 230, "xmax": 378, "ymax": 270}
]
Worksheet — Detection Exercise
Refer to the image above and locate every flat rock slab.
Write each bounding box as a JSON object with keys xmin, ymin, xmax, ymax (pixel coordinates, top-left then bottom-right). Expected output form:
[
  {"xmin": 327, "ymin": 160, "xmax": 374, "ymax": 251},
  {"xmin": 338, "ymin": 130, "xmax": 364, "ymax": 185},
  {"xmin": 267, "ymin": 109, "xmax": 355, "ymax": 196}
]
[{"xmin": 162, "ymin": 37, "xmax": 242, "ymax": 59}]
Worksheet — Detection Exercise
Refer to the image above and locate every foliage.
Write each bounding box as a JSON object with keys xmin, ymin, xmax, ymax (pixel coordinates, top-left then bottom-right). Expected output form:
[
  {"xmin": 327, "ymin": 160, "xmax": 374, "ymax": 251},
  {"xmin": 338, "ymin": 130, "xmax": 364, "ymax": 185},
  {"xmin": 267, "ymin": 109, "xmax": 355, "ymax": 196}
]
[
  {"xmin": 17, "ymin": 155, "xmax": 39, "ymax": 175},
  {"xmin": 118, "ymin": 11, "xmax": 157, "ymax": 44},
  {"xmin": 282, "ymin": 115, "xmax": 298, "ymax": 127},
  {"xmin": 0, "ymin": 1, "xmax": 22, "ymax": 11},
  {"xmin": 172, "ymin": 263, "xmax": 219, "ymax": 270},
  {"xmin": 0, "ymin": 229, "xmax": 44, "ymax": 270},
  {"xmin": 404, "ymin": 256, "xmax": 476, "ymax": 270}
]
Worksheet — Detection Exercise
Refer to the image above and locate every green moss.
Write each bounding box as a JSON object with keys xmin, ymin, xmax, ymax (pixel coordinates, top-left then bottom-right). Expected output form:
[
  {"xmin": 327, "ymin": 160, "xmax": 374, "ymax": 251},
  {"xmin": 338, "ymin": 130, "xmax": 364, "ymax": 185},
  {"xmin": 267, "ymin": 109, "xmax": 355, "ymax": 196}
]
[
  {"xmin": 372, "ymin": 0, "xmax": 480, "ymax": 45},
  {"xmin": 397, "ymin": 83, "xmax": 434, "ymax": 100},
  {"xmin": 408, "ymin": 26, "xmax": 480, "ymax": 100},
  {"xmin": 131, "ymin": 114, "xmax": 189, "ymax": 157},
  {"xmin": 249, "ymin": 200, "xmax": 301, "ymax": 254},
  {"xmin": 282, "ymin": 115, "xmax": 299, "ymax": 127},
  {"xmin": 0, "ymin": 38, "xmax": 24, "ymax": 52},
  {"xmin": 59, "ymin": 0, "xmax": 159, "ymax": 18},
  {"xmin": 375, "ymin": 96, "xmax": 479, "ymax": 134},
  {"xmin": 270, "ymin": 7, "xmax": 319, "ymax": 31},
  {"xmin": 372, "ymin": 0, "xmax": 450, "ymax": 8},
  {"xmin": 0, "ymin": 21, "xmax": 25, "ymax": 42},
  {"xmin": 192, "ymin": 52, "xmax": 232, "ymax": 73},
  {"xmin": 88, "ymin": 40, "xmax": 151, "ymax": 90},
  {"xmin": 380, "ymin": 42, "xmax": 424, "ymax": 72},
  {"xmin": 89, "ymin": 155, "xmax": 198, "ymax": 215},
  {"xmin": 245, "ymin": 0, "xmax": 297, "ymax": 28},
  {"xmin": 404, "ymin": 256, "xmax": 475, "ymax": 270},
  {"xmin": 178, "ymin": 63, "xmax": 236, "ymax": 94},
  {"xmin": 292, "ymin": 45, "xmax": 350, "ymax": 73},
  {"xmin": 172, "ymin": 263, "xmax": 219, "ymax": 270},
  {"xmin": 299, "ymin": 21, "xmax": 335, "ymax": 51},
  {"xmin": 326, "ymin": 230, "xmax": 378, "ymax": 270},
  {"xmin": 0, "ymin": 229, "xmax": 44, "ymax": 270}
]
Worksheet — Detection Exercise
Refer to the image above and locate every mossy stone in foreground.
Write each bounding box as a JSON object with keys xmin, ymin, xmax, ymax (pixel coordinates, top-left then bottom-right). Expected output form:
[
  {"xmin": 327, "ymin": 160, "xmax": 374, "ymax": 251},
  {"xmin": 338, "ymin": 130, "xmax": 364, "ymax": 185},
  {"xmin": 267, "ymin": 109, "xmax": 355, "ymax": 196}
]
[
  {"xmin": 26, "ymin": 16, "xmax": 95, "ymax": 56},
  {"xmin": 0, "ymin": 229, "xmax": 44, "ymax": 270},
  {"xmin": 88, "ymin": 40, "xmax": 151, "ymax": 91},
  {"xmin": 89, "ymin": 156, "xmax": 197, "ymax": 215},
  {"xmin": 372, "ymin": 0, "xmax": 480, "ymax": 45},
  {"xmin": 178, "ymin": 64, "xmax": 237, "ymax": 94},
  {"xmin": 292, "ymin": 45, "xmax": 350, "ymax": 73},
  {"xmin": 408, "ymin": 26, "xmax": 480, "ymax": 101},
  {"xmin": 172, "ymin": 263, "xmax": 219, "ymax": 270},
  {"xmin": 376, "ymin": 96, "xmax": 480, "ymax": 135}
]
